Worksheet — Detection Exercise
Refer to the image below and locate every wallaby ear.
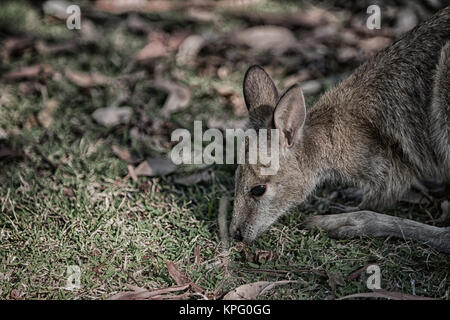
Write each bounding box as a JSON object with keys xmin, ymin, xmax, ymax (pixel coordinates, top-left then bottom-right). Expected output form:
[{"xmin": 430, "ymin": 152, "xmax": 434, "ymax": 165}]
[
  {"xmin": 274, "ymin": 84, "xmax": 306, "ymax": 148},
  {"xmin": 243, "ymin": 65, "xmax": 278, "ymax": 111}
]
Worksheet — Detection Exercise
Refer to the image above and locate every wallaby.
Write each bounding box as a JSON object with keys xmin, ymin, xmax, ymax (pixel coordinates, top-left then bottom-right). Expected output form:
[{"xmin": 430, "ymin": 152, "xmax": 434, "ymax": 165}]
[{"xmin": 229, "ymin": 6, "xmax": 450, "ymax": 254}]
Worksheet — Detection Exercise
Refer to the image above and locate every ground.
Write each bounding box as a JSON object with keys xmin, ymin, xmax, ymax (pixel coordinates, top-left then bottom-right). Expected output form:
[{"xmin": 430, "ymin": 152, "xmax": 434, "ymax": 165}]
[{"xmin": 0, "ymin": 0, "xmax": 448, "ymax": 300}]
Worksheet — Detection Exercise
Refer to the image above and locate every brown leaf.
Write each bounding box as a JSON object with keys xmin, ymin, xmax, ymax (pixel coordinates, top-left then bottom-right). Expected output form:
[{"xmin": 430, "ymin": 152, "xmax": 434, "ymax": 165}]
[
  {"xmin": 112, "ymin": 145, "xmax": 132, "ymax": 162},
  {"xmin": 3, "ymin": 64, "xmax": 53, "ymax": 81},
  {"xmin": 135, "ymin": 32, "xmax": 187, "ymax": 62},
  {"xmin": 194, "ymin": 245, "xmax": 201, "ymax": 265},
  {"xmin": 176, "ymin": 34, "xmax": 206, "ymax": 66},
  {"xmin": 64, "ymin": 187, "xmax": 75, "ymax": 198},
  {"xmin": 207, "ymin": 118, "xmax": 246, "ymax": 131},
  {"xmin": 107, "ymin": 284, "xmax": 190, "ymax": 300},
  {"xmin": 128, "ymin": 165, "xmax": 138, "ymax": 182},
  {"xmin": 37, "ymin": 99, "xmax": 59, "ymax": 129},
  {"xmin": 213, "ymin": 83, "xmax": 247, "ymax": 116},
  {"xmin": 174, "ymin": 171, "xmax": 211, "ymax": 186},
  {"xmin": 96, "ymin": 0, "xmax": 174, "ymax": 14},
  {"xmin": 36, "ymin": 40, "xmax": 77, "ymax": 55},
  {"xmin": 166, "ymin": 260, "xmax": 204, "ymax": 293},
  {"xmin": 231, "ymin": 26, "xmax": 298, "ymax": 53},
  {"xmin": 153, "ymin": 78, "xmax": 191, "ymax": 118},
  {"xmin": 92, "ymin": 106, "xmax": 133, "ymax": 127},
  {"xmin": 359, "ymin": 37, "xmax": 391, "ymax": 54},
  {"xmin": 134, "ymin": 157, "xmax": 176, "ymax": 177},
  {"xmin": 1, "ymin": 37, "xmax": 35, "ymax": 58},
  {"xmin": 254, "ymin": 250, "xmax": 278, "ymax": 264},
  {"xmin": 65, "ymin": 69, "xmax": 110, "ymax": 88},
  {"xmin": 223, "ymin": 280, "xmax": 297, "ymax": 300},
  {"xmin": 338, "ymin": 289, "xmax": 438, "ymax": 300},
  {"xmin": 327, "ymin": 271, "xmax": 346, "ymax": 290}
]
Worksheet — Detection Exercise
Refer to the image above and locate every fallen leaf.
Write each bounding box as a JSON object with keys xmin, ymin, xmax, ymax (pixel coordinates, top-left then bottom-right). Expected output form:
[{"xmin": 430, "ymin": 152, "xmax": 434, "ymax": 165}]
[
  {"xmin": 107, "ymin": 284, "xmax": 190, "ymax": 300},
  {"xmin": 176, "ymin": 34, "xmax": 206, "ymax": 66},
  {"xmin": 43, "ymin": 0, "xmax": 72, "ymax": 19},
  {"xmin": 1, "ymin": 37, "xmax": 35, "ymax": 58},
  {"xmin": 65, "ymin": 69, "xmax": 110, "ymax": 88},
  {"xmin": 254, "ymin": 250, "xmax": 278, "ymax": 264},
  {"xmin": 194, "ymin": 245, "xmax": 201, "ymax": 265},
  {"xmin": 213, "ymin": 83, "xmax": 247, "ymax": 116},
  {"xmin": 166, "ymin": 260, "xmax": 204, "ymax": 293},
  {"xmin": 35, "ymin": 40, "xmax": 77, "ymax": 55},
  {"xmin": 135, "ymin": 32, "xmax": 187, "ymax": 62},
  {"xmin": 153, "ymin": 78, "xmax": 191, "ymax": 118},
  {"xmin": 300, "ymin": 80, "xmax": 322, "ymax": 95},
  {"xmin": 134, "ymin": 157, "xmax": 176, "ymax": 177},
  {"xmin": 174, "ymin": 171, "xmax": 211, "ymax": 186},
  {"xmin": 327, "ymin": 271, "xmax": 346, "ymax": 291},
  {"xmin": 359, "ymin": 37, "xmax": 391, "ymax": 54},
  {"xmin": 92, "ymin": 106, "xmax": 133, "ymax": 127},
  {"xmin": 128, "ymin": 165, "xmax": 138, "ymax": 182},
  {"xmin": 338, "ymin": 289, "xmax": 437, "ymax": 300},
  {"xmin": 394, "ymin": 6, "xmax": 418, "ymax": 35},
  {"xmin": 0, "ymin": 127, "xmax": 8, "ymax": 140},
  {"xmin": 112, "ymin": 145, "xmax": 132, "ymax": 162},
  {"xmin": 64, "ymin": 187, "xmax": 75, "ymax": 198},
  {"xmin": 37, "ymin": 99, "xmax": 59, "ymax": 129},
  {"xmin": 3, "ymin": 64, "xmax": 53, "ymax": 81},
  {"xmin": 207, "ymin": 118, "xmax": 246, "ymax": 131},
  {"xmin": 126, "ymin": 13, "xmax": 153, "ymax": 33},
  {"xmin": 223, "ymin": 280, "xmax": 297, "ymax": 300},
  {"xmin": 231, "ymin": 26, "xmax": 298, "ymax": 53}
]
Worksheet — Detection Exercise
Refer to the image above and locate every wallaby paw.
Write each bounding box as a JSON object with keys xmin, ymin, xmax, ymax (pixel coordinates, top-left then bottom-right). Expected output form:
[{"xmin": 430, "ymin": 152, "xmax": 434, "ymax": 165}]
[{"xmin": 304, "ymin": 211, "xmax": 376, "ymax": 239}]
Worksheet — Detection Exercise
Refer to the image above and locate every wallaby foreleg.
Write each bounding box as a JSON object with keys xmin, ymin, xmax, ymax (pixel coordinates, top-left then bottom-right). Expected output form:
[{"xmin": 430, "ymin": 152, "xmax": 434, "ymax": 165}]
[{"xmin": 305, "ymin": 211, "xmax": 450, "ymax": 254}]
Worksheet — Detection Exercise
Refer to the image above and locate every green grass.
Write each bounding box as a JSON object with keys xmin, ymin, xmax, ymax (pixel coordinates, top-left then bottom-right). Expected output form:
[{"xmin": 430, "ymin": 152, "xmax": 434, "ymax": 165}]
[{"xmin": 0, "ymin": 0, "xmax": 448, "ymax": 300}]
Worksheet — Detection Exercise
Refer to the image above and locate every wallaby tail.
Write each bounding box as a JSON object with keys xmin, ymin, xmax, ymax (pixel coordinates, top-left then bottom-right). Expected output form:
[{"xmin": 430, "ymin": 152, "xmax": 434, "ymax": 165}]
[{"xmin": 430, "ymin": 42, "xmax": 450, "ymax": 169}]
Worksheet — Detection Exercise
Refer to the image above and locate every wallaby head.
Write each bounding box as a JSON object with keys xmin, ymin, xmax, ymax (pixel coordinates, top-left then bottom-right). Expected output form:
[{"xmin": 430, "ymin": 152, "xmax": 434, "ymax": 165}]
[{"xmin": 230, "ymin": 66, "xmax": 320, "ymax": 242}]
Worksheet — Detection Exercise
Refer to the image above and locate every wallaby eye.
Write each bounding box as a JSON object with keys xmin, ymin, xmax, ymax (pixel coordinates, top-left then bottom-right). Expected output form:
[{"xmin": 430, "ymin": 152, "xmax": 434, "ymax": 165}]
[{"xmin": 250, "ymin": 185, "xmax": 266, "ymax": 197}]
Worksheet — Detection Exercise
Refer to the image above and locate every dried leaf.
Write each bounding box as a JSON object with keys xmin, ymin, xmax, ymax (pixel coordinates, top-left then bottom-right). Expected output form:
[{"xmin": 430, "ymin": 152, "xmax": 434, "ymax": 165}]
[
  {"xmin": 327, "ymin": 271, "xmax": 346, "ymax": 290},
  {"xmin": 64, "ymin": 187, "xmax": 75, "ymax": 198},
  {"xmin": 338, "ymin": 289, "xmax": 437, "ymax": 300},
  {"xmin": 153, "ymin": 79, "xmax": 191, "ymax": 118},
  {"xmin": 65, "ymin": 69, "xmax": 110, "ymax": 88},
  {"xmin": 128, "ymin": 165, "xmax": 138, "ymax": 182},
  {"xmin": 166, "ymin": 260, "xmax": 204, "ymax": 293},
  {"xmin": 254, "ymin": 250, "xmax": 278, "ymax": 264},
  {"xmin": 174, "ymin": 171, "xmax": 211, "ymax": 186},
  {"xmin": 194, "ymin": 245, "xmax": 201, "ymax": 265},
  {"xmin": 207, "ymin": 118, "xmax": 246, "ymax": 131},
  {"xmin": 223, "ymin": 280, "xmax": 297, "ymax": 300},
  {"xmin": 37, "ymin": 99, "xmax": 59, "ymax": 129},
  {"xmin": 135, "ymin": 32, "xmax": 187, "ymax": 62},
  {"xmin": 3, "ymin": 64, "xmax": 53, "ymax": 81},
  {"xmin": 92, "ymin": 106, "xmax": 133, "ymax": 127},
  {"xmin": 112, "ymin": 145, "xmax": 132, "ymax": 162},
  {"xmin": 231, "ymin": 26, "xmax": 298, "ymax": 53},
  {"xmin": 176, "ymin": 34, "xmax": 206, "ymax": 66},
  {"xmin": 213, "ymin": 83, "xmax": 247, "ymax": 116},
  {"xmin": 108, "ymin": 283, "xmax": 190, "ymax": 300},
  {"xmin": 1, "ymin": 37, "xmax": 35, "ymax": 58},
  {"xmin": 134, "ymin": 157, "xmax": 176, "ymax": 177},
  {"xmin": 359, "ymin": 37, "xmax": 391, "ymax": 54},
  {"xmin": 43, "ymin": 0, "xmax": 72, "ymax": 19}
]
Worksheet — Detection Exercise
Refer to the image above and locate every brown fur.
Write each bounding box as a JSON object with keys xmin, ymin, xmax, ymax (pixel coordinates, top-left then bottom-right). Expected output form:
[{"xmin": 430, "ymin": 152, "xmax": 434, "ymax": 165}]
[{"xmin": 230, "ymin": 6, "xmax": 450, "ymax": 253}]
